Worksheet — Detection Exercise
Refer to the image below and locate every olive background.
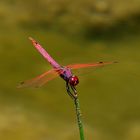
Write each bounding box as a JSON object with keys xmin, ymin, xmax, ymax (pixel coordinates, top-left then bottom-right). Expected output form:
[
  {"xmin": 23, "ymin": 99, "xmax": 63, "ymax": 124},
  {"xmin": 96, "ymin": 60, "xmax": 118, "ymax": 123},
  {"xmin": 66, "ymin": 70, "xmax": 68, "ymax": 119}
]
[{"xmin": 0, "ymin": 0, "xmax": 140, "ymax": 140}]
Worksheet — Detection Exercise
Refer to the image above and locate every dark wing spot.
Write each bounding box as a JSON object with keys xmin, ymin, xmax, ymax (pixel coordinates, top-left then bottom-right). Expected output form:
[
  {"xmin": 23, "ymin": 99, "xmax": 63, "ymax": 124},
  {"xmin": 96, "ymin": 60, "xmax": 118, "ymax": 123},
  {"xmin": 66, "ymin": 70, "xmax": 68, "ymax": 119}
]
[
  {"xmin": 99, "ymin": 61, "xmax": 103, "ymax": 64},
  {"xmin": 20, "ymin": 81, "xmax": 25, "ymax": 85}
]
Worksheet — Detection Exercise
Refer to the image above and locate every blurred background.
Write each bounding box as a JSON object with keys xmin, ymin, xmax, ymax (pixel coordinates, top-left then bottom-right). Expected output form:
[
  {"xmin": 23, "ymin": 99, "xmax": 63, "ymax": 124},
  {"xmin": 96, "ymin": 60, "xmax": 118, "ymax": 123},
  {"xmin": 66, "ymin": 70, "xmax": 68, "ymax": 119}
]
[{"xmin": 0, "ymin": 0, "xmax": 140, "ymax": 140}]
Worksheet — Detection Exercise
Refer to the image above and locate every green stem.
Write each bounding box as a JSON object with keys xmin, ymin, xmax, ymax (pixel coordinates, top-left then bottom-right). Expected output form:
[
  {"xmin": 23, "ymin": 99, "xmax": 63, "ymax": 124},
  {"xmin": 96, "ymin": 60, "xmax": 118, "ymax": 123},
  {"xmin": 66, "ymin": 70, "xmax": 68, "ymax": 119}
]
[{"xmin": 74, "ymin": 97, "xmax": 85, "ymax": 140}]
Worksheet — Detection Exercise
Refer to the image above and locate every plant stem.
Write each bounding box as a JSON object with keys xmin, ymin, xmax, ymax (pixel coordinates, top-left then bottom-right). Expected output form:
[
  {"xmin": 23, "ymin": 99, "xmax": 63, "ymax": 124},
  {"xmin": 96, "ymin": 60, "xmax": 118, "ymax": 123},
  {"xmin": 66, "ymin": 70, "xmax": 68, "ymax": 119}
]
[{"xmin": 74, "ymin": 97, "xmax": 85, "ymax": 140}]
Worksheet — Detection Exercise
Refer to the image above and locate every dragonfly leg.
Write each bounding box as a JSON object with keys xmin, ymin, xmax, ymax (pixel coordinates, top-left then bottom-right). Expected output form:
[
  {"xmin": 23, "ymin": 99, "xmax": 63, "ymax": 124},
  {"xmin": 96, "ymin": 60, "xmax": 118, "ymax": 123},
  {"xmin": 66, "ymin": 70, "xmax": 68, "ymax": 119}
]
[
  {"xmin": 66, "ymin": 82, "xmax": 76, "ymax": 99},
  {"xmin": 70, "ymin": 85, "xmax": 77, "ymax": 99}
]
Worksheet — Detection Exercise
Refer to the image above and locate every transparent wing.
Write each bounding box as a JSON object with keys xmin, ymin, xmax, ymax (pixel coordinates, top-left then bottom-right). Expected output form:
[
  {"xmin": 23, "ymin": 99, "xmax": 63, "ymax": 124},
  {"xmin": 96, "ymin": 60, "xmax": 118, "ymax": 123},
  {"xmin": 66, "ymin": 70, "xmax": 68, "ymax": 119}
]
[
  {"xmin": 17, "ymin": 69, "xmax": 62, "ymax": 88},
  {"xmin": 66, "ymin": 61, "xmax": 117, "ymax": 70}
]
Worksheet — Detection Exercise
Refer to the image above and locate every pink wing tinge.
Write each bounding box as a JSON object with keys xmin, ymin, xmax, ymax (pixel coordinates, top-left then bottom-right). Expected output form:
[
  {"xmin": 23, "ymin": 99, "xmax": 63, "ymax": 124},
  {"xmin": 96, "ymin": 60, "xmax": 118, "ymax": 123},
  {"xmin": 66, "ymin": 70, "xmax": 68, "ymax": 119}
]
[
  {"xmin": 17, "ymin": 69, "xmax": 62, "ymax": 88},
  {"xmin": 66, "ymin": 61, "xmax": 117, "ymax": 70}
]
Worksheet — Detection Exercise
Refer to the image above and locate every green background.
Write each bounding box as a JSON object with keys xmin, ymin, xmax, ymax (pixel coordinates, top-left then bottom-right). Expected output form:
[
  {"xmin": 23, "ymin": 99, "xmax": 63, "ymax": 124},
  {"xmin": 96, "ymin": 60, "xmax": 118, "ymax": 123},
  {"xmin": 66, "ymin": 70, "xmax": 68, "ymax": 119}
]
[{"xmin": 0, "ymin": 0, "xmax": 140, "ymax": 140}]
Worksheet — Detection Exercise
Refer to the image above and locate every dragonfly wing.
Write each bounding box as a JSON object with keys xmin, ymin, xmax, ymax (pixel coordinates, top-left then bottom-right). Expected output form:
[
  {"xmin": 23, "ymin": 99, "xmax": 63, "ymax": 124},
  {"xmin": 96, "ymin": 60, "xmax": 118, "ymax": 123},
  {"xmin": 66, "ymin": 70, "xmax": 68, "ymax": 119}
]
[
  {"xmin": 66, "ymin": 61, "xmax": 117, "ymax": 70},
  {"xmin": 17, "ymin": 69, "xmax": 60, "ymax": 88},
  {"xmin": 29, "ymin": 37, "xmax": 60, "ymax": 68}
]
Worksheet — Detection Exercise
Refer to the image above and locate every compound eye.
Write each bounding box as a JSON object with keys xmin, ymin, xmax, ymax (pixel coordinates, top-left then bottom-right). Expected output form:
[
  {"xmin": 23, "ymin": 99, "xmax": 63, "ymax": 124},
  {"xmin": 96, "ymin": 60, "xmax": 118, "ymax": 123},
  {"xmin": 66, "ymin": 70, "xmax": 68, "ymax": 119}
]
[{"xmin": 69, "ymin": 76, "xmax": 79, "ymax": 86}]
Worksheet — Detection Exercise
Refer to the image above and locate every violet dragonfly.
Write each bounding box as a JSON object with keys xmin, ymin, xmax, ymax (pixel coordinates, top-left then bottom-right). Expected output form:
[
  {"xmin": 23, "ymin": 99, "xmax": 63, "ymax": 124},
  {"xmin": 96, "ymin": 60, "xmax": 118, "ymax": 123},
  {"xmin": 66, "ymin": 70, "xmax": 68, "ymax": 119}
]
[{"xmin": 18, "ymin": 37, "xmax": 116, "ymax": 99}]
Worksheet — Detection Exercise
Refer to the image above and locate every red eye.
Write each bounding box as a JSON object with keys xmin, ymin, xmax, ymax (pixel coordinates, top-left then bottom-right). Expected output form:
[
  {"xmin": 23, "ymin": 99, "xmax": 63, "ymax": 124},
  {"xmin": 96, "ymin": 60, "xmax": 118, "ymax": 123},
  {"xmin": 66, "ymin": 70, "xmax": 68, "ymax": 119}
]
[{"xmin": 69, "ymin": 75, "xmax": 79, "ymax": 86}]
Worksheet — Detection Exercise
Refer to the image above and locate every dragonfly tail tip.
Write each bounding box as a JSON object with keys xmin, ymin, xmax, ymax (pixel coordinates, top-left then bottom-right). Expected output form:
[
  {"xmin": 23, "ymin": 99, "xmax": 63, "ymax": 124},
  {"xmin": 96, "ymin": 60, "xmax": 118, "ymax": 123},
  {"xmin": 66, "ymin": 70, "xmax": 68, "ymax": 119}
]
[{"xmin": 28, "ymin": 37, "xmax": 34, "ymax": 42}]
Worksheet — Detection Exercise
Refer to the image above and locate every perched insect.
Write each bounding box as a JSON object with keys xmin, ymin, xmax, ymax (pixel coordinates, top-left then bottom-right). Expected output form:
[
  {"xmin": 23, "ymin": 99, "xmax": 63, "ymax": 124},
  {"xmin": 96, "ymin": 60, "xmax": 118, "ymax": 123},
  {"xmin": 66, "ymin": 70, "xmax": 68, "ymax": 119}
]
[{"xmin": 18, "ymin": 37, "xmax": 116, "ymax": 99}]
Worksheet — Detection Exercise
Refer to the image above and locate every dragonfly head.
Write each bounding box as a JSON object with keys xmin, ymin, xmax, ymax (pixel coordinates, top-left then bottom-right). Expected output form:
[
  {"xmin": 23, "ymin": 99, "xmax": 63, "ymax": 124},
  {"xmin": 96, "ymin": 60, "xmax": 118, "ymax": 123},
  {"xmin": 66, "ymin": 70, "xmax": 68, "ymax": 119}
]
[{"xmin": 69, "ymin": 75, "xmax": 79, "ymax": 86}]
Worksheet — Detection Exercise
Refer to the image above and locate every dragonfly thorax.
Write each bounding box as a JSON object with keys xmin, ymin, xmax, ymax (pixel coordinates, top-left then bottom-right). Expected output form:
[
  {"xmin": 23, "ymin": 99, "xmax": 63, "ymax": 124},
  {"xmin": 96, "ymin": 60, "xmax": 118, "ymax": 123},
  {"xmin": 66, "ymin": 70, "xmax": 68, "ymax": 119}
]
[{"xmin": 69, "ymin": 75, "xmax": 79, "ymax": 86}]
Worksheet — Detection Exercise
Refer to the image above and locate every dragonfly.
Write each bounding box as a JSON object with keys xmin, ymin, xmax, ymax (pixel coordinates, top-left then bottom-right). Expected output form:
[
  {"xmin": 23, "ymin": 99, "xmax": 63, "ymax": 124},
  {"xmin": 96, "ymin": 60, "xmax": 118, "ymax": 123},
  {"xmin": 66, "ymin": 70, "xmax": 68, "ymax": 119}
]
[{"xmin": 18, "ymin": 37, "xmax": 116, "ymax": 99}]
